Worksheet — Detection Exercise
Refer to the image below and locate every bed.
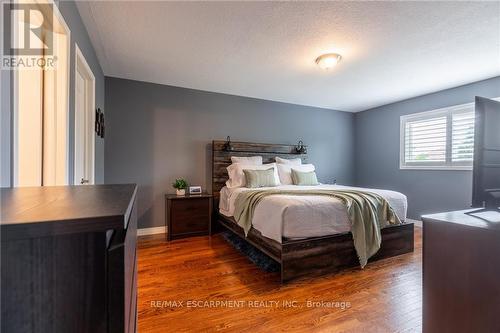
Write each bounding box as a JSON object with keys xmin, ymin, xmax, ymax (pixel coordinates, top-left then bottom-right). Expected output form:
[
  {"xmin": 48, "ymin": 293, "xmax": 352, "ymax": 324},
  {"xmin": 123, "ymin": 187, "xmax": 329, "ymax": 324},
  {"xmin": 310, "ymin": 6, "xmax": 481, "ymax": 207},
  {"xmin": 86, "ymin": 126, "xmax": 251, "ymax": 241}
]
[{"xmin": 212, "ymin": 140, "xmax": 414, "ymax": 283}]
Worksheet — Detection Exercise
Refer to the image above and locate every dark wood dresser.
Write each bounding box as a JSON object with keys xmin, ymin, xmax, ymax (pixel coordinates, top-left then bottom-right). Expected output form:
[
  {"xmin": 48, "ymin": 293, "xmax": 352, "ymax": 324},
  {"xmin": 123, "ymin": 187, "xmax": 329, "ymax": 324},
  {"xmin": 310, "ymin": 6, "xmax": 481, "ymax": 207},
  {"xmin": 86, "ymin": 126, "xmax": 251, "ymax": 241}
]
[
  {"xmin": 165, "ymin": 193, "xmax": 212, "ymax": 241},
  {"xmin": 1, "ymin": 184, "xmax": 138, "ymax": 333},
  {"xmin": 422, "ymin": 210, "xmax": 500, "ymax": 333}
]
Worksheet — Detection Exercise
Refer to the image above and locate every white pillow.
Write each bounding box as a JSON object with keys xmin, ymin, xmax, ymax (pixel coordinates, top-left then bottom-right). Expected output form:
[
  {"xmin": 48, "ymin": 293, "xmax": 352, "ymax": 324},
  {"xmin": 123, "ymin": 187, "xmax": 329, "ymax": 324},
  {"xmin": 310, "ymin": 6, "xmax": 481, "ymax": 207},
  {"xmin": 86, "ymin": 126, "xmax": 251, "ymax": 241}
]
[
  {"xmin": 230, "ymin": 156, "xmax": 262, "ymax": 165},
  {"xmin": 226, "ymin": 163, "xmax": 280, "ymax": 188},
  {"xmin": 275, "ymin": 157, "xmax": 302, "ymax": 165},
  {"xmin": 277, "ymin": 163, "xmax": 315, "ymax": 185}
]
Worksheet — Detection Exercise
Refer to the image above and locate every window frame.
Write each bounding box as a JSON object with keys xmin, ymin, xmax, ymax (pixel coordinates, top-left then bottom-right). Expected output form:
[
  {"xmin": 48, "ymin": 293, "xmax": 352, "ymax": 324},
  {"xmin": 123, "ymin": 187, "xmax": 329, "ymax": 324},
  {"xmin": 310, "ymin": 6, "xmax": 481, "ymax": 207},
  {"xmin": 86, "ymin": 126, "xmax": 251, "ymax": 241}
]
[{"xmin": 400, "ymin": 103, "xmax": 476, "ymax": 171}]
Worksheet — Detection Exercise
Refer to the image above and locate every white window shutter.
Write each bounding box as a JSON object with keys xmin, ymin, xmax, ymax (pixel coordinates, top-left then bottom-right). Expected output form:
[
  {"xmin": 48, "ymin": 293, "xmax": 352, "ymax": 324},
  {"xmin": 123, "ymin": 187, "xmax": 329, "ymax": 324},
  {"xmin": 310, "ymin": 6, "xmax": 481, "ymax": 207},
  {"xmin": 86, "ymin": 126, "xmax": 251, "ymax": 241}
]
[
  {"xmin": 405, "ymin": 117, "xmax": 447, "ymax": 163},
  {"xmin": 400, "ymin": 104, "xmax": 475, "ymax": 170},
  {"xmin": 451, "ymin": 112, "xmax": 475, "ymax": 162}
]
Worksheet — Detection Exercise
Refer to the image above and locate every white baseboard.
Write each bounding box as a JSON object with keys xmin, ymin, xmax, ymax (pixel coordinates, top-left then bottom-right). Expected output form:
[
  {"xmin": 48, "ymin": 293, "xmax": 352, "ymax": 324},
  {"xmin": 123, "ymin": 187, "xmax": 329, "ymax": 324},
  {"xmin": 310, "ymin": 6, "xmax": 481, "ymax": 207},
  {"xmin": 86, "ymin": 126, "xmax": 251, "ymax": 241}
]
[
  {"xmin": 137, "ymin": 226, "xmax": 166, "ymax": 236},
  {"xmin": 407, "ymin": 218, "xmax": 422, "ymax": 227}
]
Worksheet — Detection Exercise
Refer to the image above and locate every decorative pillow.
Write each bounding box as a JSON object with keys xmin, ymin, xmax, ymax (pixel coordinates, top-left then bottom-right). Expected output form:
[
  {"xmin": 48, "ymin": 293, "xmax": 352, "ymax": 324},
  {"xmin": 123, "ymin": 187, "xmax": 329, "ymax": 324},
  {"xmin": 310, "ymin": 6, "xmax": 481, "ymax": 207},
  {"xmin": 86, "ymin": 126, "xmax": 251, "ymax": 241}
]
[
  {"xmin": 277, "ymin": 163, "xmax": 315, "ymax": 185},
  {"xmin": 243, "ymin": 168, "xmax": 279, "ymax": 188},
  {"xmin": 291, "ymin": 169, "xmax": 319, "ymax": 186},
  {"xmin": 275, "ymin": 157, "xmax": 302, "ymax": 165},
  {"xmin": 230, "ymin": 156, "xmax": 262, "ymax": 165},
  {"xmin": 226, "ymin": 163, "xmax": 280, "ymax": 188}
]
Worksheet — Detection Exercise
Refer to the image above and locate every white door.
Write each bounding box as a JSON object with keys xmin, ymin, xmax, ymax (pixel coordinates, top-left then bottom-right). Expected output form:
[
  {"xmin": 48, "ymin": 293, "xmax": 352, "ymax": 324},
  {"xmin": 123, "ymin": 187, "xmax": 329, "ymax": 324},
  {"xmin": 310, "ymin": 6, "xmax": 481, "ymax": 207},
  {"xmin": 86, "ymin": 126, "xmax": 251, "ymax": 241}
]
[
  {"xmin": 74, "ymin": 45, "xmax": 95, "ymax": 185},
  {"xmin": 12, "ymin": 3, "xmax": 70, "ymax": 187}
]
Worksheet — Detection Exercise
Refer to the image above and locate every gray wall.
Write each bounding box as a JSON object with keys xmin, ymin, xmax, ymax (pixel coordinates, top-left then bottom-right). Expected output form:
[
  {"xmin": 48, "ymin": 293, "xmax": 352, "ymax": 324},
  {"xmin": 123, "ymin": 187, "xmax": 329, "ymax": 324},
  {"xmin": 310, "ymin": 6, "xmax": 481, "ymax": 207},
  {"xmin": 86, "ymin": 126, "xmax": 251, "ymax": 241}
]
[
  {"xmin": 105, "ymin": 77, "xmax": 355, "ymax": 228},
  {"xmin": 0, "ymin": 0, "xmax": 104, "ymax": 187},
  {"xmin": 355, "ymin": 76, "xmax": 500, "ymax": 219}
]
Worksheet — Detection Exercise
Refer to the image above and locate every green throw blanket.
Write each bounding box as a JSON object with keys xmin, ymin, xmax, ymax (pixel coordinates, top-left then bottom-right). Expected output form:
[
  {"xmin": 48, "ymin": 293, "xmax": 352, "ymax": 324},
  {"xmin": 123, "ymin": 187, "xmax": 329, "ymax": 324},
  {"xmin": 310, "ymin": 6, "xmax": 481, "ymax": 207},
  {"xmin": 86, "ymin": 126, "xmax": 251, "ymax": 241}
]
[{"xmin": 233, "ymin": 189, "xmax": 401, "ymax": 268}]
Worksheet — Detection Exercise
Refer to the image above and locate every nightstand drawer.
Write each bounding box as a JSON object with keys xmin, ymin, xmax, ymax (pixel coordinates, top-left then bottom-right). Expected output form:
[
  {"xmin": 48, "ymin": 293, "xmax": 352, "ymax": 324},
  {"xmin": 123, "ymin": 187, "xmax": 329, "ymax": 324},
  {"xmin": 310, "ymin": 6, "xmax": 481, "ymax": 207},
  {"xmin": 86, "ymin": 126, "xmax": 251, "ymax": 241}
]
[
  {"xmin": 171, "ymin": 198, "xmax": 208, "ymax": 217},
  {"xmin": 170, "ymin": 214, "xmax": 209, "ymax": 235},
  {"xmin": 165, "ymin": 194, "xmax": 213, "ymax": 241}
]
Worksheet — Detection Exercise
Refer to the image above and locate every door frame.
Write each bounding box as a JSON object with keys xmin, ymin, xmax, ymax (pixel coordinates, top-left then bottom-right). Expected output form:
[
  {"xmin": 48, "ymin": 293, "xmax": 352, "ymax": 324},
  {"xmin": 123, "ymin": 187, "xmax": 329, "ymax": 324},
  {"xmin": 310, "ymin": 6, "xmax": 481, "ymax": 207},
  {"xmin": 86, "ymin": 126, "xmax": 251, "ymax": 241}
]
[{"xmin": 74, "ymin": 44, "xmax": 95, "ymax": 185}]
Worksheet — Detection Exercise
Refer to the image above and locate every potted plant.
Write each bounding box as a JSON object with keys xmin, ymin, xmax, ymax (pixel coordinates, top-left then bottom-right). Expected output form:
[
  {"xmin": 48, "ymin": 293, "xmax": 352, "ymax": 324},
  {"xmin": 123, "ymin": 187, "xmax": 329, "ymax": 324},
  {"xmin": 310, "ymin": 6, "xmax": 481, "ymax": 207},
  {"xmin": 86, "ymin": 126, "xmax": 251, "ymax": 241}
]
[{"xmin": 172, "ymin": 178, "xmax": 188, "ymax": 196}]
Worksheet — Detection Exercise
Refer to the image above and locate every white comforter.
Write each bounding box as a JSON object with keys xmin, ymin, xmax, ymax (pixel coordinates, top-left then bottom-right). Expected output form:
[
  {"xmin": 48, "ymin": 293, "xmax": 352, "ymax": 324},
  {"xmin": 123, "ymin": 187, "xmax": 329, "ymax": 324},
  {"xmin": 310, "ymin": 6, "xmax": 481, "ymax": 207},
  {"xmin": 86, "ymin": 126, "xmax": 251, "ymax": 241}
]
[{"xmin": 219, "ymin": 184, "xmax": 407, "ymax": 243}]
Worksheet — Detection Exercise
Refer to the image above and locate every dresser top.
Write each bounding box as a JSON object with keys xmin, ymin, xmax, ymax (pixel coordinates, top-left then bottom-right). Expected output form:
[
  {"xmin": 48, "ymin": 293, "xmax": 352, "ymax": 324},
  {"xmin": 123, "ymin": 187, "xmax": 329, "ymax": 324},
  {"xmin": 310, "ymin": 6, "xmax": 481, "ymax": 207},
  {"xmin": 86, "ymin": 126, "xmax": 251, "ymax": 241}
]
[
  {"xmin": 422, "ymin": 209, "xmax": 500, "ymax": 231},
  {"xmin": 1, "ymin": 184, "xmax": 137, "ymax": 240}
]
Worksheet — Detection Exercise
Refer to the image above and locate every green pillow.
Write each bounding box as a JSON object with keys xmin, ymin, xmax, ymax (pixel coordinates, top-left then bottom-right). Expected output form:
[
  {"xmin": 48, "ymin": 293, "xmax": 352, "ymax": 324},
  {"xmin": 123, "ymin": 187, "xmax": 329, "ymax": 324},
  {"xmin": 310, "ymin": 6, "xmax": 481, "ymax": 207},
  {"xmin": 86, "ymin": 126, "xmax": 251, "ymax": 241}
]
[
  {"xmin": 243, "ymin": 168, "xmax": 278, "ymax": 188},
  {"xmin": 291, "ymin": 169, "xmax": 319, "ymax": 186}
]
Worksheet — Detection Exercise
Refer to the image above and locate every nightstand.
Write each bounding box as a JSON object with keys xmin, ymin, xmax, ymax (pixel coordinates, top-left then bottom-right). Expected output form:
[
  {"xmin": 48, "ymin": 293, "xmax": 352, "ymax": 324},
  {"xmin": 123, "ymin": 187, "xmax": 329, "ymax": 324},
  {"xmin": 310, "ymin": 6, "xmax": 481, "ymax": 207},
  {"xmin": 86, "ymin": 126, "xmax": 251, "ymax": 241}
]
[{"xmin": 165, "ymin": 193, "xmax": 213, "ymax": 241}]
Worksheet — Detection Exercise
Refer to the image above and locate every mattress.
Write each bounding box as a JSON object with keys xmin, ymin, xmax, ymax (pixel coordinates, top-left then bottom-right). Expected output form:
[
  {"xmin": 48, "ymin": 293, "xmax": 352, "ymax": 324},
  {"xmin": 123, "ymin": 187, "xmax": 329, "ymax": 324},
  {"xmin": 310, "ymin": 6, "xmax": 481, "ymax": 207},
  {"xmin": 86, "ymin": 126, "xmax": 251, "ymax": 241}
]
[{"xmin": 219, "ymin": 184, "xmax": 407, "ymax": 243}]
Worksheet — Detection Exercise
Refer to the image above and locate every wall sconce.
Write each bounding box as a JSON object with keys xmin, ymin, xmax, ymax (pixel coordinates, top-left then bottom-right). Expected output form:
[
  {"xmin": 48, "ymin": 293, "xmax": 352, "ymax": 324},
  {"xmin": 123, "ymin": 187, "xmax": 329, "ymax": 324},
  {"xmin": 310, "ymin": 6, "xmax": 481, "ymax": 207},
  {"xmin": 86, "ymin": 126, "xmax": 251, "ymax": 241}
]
[
  {"xmin": 295, "ymin": 140, "xmax": 307, "ymax": 154},
  {"xmin": 224, "ymin": 136, "xmax": 233, "ymax": 152}
]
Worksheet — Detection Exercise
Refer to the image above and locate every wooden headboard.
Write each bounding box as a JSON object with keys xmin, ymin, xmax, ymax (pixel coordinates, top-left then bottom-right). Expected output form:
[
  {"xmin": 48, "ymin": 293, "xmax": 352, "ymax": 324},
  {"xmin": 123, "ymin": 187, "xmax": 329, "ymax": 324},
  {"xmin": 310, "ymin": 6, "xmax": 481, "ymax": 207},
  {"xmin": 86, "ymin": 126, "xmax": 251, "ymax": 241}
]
[{"xmin": 212, "ymin": 140, "xmax": 308, "ymax": 198}]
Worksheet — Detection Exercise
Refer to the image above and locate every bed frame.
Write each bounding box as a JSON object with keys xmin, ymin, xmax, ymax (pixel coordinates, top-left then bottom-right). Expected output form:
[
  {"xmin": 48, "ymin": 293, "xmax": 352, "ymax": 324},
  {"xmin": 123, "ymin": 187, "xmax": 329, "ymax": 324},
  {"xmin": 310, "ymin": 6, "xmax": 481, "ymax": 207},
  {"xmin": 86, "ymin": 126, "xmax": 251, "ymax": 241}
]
[{"xmin": 212, "ymin": 140, "xmax": 414, "ymax": 283}]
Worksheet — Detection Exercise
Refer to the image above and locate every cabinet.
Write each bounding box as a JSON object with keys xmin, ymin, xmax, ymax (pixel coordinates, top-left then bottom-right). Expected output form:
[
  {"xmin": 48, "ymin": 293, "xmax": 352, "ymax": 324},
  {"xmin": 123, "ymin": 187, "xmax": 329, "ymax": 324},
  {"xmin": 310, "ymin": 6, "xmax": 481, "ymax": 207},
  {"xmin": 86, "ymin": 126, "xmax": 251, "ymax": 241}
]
[
  {"xmin": 1, "ymin": 184, "xmax": 138, "ymax": 333},
  {"xmin": 422, "ymin": 210, "xmax": 500, "ymax": 333},
  {"xmin": 165, "ymin": 194, "xmax": 213, "ymax": 240}
]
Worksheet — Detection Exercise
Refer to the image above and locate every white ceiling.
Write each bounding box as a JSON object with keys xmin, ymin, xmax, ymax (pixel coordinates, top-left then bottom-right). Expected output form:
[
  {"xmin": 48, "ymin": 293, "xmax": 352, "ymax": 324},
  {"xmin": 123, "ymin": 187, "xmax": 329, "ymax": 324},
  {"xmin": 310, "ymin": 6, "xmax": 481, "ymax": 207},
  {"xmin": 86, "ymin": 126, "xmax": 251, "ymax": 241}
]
[{"xmin": 76, "ymin": 1, "xmax": 500, "ymax": 112}]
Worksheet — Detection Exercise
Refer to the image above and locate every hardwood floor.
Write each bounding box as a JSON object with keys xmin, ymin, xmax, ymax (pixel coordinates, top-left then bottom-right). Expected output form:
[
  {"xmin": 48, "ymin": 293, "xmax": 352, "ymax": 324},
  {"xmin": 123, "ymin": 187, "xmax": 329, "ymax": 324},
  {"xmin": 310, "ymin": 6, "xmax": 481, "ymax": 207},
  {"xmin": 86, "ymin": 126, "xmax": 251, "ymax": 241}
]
[{"xmin": 137, "ymin": 227, "xmax": 422, "ymax": 333}]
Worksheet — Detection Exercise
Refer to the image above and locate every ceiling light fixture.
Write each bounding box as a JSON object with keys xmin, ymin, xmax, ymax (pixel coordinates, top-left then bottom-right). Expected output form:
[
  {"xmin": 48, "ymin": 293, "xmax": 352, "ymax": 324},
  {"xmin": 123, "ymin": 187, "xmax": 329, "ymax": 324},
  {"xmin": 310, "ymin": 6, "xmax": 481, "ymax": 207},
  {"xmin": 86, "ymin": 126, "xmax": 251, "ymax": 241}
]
[{"xmin": 315, "ymin": 53, "xmax": 342, "ymax": 70}]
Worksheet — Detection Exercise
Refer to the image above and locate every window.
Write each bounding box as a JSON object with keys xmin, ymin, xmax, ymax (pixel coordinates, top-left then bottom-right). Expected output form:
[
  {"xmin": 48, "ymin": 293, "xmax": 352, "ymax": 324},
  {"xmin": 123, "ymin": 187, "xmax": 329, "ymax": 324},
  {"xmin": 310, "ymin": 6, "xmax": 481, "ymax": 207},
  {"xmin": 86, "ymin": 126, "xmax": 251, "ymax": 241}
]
[{"xmin": 400, "ymin": 103, "xmax": 475, "ymax": 170}]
